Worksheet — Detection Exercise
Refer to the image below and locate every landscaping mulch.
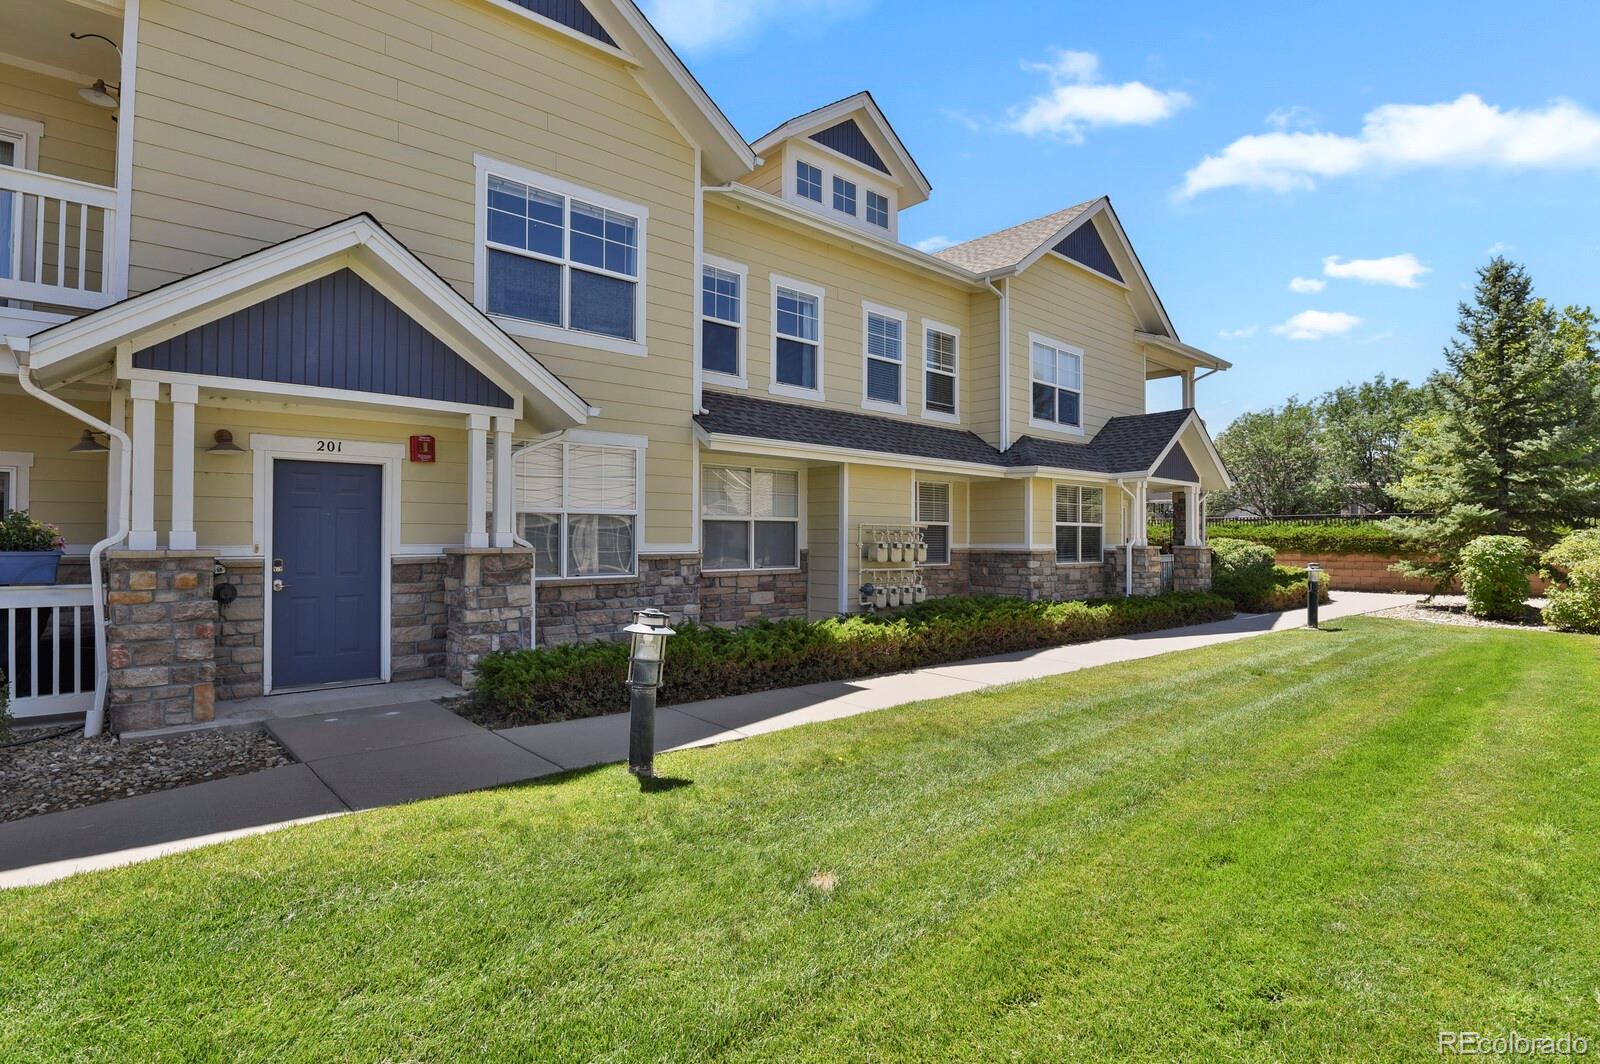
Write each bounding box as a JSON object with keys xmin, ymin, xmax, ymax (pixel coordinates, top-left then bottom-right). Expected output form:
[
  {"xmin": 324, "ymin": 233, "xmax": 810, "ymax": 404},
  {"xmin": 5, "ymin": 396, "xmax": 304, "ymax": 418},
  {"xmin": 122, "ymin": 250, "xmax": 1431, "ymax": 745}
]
[
  {"xmin": 1379, "ymin": 595, "xmax": 1550, "ymax": 632},
  {"xmin": 0, "ymin": 726, "xmax": 292, "ymax": 824}
]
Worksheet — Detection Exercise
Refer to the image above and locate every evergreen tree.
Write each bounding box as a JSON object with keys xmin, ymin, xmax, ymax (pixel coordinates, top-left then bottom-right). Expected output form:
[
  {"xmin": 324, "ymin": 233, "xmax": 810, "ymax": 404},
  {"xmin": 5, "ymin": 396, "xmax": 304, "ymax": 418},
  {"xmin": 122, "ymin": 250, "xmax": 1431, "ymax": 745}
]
[{"xmin": 1391, "ymin": 258, "xmax": 1600, "ymax": 587}]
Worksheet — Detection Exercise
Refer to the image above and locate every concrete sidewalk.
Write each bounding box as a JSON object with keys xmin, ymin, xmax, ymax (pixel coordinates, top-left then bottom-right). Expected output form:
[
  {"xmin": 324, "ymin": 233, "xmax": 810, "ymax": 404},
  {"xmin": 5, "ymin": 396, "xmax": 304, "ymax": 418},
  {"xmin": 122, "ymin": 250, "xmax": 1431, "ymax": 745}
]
[{"xmin": 0, "ymin": 592, "xmax": 1409, "ymax": 888}]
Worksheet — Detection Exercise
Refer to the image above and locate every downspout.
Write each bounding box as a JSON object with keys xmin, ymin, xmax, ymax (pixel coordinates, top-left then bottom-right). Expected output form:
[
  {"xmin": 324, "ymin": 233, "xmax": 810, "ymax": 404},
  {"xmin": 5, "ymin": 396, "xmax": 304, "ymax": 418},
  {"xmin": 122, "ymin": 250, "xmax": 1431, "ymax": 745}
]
[
  {"xmin": 985, "ymin": 277, "xmax": 1011, "ymax": 449},
  {"xmin": 12, "ymin": 341, "xmax": 132, "ymax": 737},
  {"xmin": 1114, "ymin": 478, "xmax": 1136, "ymax": 597}
]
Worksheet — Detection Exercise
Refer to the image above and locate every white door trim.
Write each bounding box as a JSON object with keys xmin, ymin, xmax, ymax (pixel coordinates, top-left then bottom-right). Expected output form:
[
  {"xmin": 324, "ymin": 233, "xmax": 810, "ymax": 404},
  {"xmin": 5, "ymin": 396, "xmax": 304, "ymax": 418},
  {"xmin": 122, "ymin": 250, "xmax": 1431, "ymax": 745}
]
[{"xmin": 252, "ymin": 433, "xmax": 401, "ymax": 694}]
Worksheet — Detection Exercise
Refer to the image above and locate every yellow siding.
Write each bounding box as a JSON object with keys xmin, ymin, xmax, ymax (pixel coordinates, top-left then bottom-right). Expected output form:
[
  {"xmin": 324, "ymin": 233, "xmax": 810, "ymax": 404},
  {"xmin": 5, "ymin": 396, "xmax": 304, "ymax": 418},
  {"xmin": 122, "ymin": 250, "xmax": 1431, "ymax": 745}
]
[
  {"xmin": 0, "ymin": 64, "xmax": 118, "ymax": 185},
  {"xmin": 0, "ymin": 393, "xmax": 109, "ymax": 550},
  {"xmin": 845, "ymin": 463, "xmax": 914, "ymax": 612},
  {"xmin": 130, "ymin": 0, "xmax": 700, "ymax": 547},
  {"xmin": 704, "ymin": 199, "xmax": 973, "ymax": 426},
  {"xmin": 739, "ymin": 155, "xmax": 784, "ymax": 197},
  {"xmin": 966, "ymin": 288, "xmax": 1001, "ymax": 447},
  {"xmin": 1009, "ymin": 254, "xmax": 1146, "ymax": 441},
  {"xmin": 968, "ymin": 478, "xmax": 1025, "ymax": 546},
  {"xmin": 805, "ymin": 464, "xmax": 840, "ymax": 619}
]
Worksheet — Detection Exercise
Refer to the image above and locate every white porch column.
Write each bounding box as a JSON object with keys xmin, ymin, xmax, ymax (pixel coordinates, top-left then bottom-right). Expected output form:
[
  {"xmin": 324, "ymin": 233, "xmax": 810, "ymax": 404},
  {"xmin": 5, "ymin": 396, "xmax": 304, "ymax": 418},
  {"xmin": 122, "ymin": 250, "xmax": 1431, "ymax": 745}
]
[
  {"xmin": 1181, "ymin": 369, "xmax": 1196, "ymax": 409},
  {"xmin": 491, "ymin": 415, "xmax": 515, "ymax": 548},
  {"xmin": 168, "ymin": 382, "xmax": 198, "ymax": 550},
  {"xmin": 465, "ymin": 413, "xmax": 490, "ymax": 548},
  {"xmin": 127, "ymin": 379, "xmax": 159, "ymax": 550},
  {"xmin": 1134, "ymin": 481, "xmax": 1149, "ymax": 545},
  {"xmin": 1184, "ymin": 485, "xmax": 1202, "ymax": 547},
  {"xmin": 105, "ymin": 387, "xmax": 126, "ymax": 538}
]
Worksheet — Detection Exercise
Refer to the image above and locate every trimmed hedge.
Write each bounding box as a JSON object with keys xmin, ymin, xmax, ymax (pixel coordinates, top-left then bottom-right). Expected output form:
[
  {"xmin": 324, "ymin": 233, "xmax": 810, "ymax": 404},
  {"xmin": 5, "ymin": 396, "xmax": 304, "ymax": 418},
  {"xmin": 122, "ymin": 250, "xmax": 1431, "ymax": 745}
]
[
  {"xmin": 1210, "ymin": 538, "xmax": 1332, "ymax": 612},
  {"xmin": 466, "ymin": 592, "xmax": 1236, "ymax": 728},
  {"xmin": 1205, "ymin": 521, "xmax": 1413, "ymax": 555}
]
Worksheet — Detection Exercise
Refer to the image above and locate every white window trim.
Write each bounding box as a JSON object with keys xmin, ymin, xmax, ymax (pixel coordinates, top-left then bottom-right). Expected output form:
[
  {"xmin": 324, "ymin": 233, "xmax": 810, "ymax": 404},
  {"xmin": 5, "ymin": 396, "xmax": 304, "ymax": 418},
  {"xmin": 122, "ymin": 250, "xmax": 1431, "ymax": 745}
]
[
  {"xmin": 769, "ymin": 273, "xmax": 826, "ymax": 401},
  {"xmin": 832, "ymin": 174, "xmax": 857, "ymax": 218},
  {"xmin": 701, "ymin": 253, "xmax": 748, "ymax": 388},
  {"xmin": 511, "ymin": 434, "xmax": 646, "ymax": 582},
  {"xmin": 472, "ymin": 153, "xmax": 649, "ymax": 359},
  {"xmin": 860, "ymin": 301, "xmax": 907, "ymax": 414},
  {"xmin": 920, "ymin": 318, "xmax": 961, "ymax": 424},
  {"xmin": 783, "ymin": 144, "xmax": 899, "ymax": 240},
  {"xmin": 0, "ymin": 450, "xmax": 35, "ymax": 513},
  {"xmin": 1028, "ymin": 331, "xmax": 1087, "ymax": 437},
  {"xmin": 865, "ymin": 189, "xmax": 891, "ymax": 230},
  {"xmin": 915, "ymin": 479, "xmax": 952, "ymax": 568},
  {"xmin": 0, "ymin": 113, "xmax": 44, "ymax": 286},
  {"xmin": 1053, "ymin": 482, "xmax": 1106, "ymax": 565},
  {"xmin": 700, "ymin": 464, "xmax": 804, "ymax": 573}
]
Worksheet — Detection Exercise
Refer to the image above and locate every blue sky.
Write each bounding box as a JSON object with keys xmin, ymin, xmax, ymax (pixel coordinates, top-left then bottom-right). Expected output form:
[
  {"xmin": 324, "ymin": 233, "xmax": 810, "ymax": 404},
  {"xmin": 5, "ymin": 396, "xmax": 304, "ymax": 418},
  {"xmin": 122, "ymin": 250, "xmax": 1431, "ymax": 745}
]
[{"xmin": 642, "ymin": 0, "xmax": 1600, "ymax": 428}]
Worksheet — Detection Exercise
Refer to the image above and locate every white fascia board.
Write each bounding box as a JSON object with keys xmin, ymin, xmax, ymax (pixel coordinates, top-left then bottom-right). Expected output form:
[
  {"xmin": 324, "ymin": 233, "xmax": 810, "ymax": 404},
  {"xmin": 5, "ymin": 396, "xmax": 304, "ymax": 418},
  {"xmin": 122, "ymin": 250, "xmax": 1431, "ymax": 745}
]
[
  {"xmin": 750, "ymin": 91, "xmax": 930, "ymax": 204},
  {"xmin": 1136, "ymin": 331, "xmax": 1232, "ymax": 371},
  {"xmin": 698, "ymin": 431, "xmax": 1008, "ymax": 479}
]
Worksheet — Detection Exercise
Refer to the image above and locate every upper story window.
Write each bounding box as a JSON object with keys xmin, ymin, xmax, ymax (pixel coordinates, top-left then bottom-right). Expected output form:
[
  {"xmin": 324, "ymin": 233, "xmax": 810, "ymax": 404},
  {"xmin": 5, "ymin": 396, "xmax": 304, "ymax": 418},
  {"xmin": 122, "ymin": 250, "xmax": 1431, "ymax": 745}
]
[
  {"xmin": 476, "ymin": 157, "xmax": 647, "ymax": 352},
  {"xmin": 863, "ymin": 305, "xmax": 905, "ymax": 411},
  {"xmin": 1054, "ymin": 485, "xmax": 1104, "ymax": 563},
  {"xmin": 796, "ymin": 161, "xmax": 823, "ymax": 202},
  {"xmin": 509, "ymin": 440, "xmax": 641, "ymax": 579},
  {"xmin": 701, "ymin": 258, "xmax": 745, "ymax": 382},
  {"xmin": 923, "ymin": 324, "xmax": 958, "ymax": 420},
  {"xmin": 865, "ymin": 190, "xmax": 890, "ymax": 229},
  {"xmin": 772, "ymin": 277, "xmax": 823, "ymax": 397},
  {"xmin": 916, "ymin": 481, "xmax": 951, "ymax": 566},
  {"xmin": 702, "ymin": 466, "xmax": 800, "ymax": 571},
  {"xmin": 832, "ymin": 176, "xmax": 857, "ymax": 216},
  {"xmin": 1031, "ymin": 336, "xmax": 1084, "ymax": 430}
]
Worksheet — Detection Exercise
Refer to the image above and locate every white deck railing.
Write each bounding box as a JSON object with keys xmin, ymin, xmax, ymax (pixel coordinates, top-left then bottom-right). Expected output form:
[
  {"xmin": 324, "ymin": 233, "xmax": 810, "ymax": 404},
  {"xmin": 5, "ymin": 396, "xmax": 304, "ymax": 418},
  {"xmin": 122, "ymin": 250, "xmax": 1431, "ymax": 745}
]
[
  {"xmin": 0, "ymin": 167, "xmax": 119, "ymax": 311},
  {"xmin": 1, "ymin": 584, "xmax": 98, "ymax": 718}
]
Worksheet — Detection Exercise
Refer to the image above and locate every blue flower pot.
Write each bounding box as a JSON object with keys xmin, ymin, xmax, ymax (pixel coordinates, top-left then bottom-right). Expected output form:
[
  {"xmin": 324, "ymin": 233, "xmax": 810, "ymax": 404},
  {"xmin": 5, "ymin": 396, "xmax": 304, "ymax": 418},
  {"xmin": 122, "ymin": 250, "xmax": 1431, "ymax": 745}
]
[{"xmin": 0, "ymin": 551, "xmax": 63, "ymax": 586}]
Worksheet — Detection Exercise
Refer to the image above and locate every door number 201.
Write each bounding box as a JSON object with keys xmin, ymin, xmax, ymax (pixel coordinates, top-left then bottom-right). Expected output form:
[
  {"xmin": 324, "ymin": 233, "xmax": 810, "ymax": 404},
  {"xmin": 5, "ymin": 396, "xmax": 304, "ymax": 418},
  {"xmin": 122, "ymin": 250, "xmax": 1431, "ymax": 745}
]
[{"xmin": 315, "ymin": 440, "xmax": 344, "ymax": 453}]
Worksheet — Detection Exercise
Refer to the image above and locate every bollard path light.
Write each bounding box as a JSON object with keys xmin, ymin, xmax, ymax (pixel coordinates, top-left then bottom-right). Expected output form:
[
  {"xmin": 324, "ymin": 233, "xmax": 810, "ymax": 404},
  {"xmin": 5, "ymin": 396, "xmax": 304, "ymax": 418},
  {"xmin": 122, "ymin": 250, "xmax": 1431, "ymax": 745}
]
[
  {"xmin": 624, "ymin": 607, "xmax": 676, "ymax": 778},
  {"xmin": 1306, "ymin": 563, "xmax": 1322, "ymax": 629}
]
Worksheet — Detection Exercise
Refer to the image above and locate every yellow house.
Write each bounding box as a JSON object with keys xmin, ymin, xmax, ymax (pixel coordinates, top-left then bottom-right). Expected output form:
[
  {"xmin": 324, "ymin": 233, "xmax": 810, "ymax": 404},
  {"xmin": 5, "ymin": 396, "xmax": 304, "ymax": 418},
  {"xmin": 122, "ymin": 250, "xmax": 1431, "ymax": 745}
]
[{"xmin": 0, "ymin": 0, "xmax": 1229, "ymax": 732}]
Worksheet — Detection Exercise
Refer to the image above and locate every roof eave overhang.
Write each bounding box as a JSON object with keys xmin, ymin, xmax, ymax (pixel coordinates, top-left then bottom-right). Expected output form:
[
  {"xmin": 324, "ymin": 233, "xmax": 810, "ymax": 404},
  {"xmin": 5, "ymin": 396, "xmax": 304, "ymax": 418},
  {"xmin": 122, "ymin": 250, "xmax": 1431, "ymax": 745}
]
[
  {"xmin": 697, "ymin": 428, "xmax": 1009, "ymax": 478},
  {"xmin": 1142, "ymin": 411, "xmax": 1233, "ymax": 491},
  {"xmin": 1136, "ymin": 331, "xmax": 1232, "ymax": 371}
]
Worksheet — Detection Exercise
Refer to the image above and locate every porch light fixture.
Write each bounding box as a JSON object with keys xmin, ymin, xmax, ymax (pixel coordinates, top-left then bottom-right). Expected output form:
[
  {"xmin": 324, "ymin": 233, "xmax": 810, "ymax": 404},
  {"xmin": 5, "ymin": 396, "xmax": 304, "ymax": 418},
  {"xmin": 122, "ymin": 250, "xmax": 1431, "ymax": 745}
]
[
  {"xmin": 69, "ymin": 33, "xmax": 123, "ymax": 110},
  {"xmin": 1306, "ymin": 563, "xmax": 1322, "ymax": 629},
  {"xmin": 205, "ymin": 429, "xmax": 247, "ymax": 454},
  {"xmin": 68, "ymin": 429, "xmax": 109, "ymax": 453},
  {"xmin": 623, "ymin": 607, "xmax": 675, "ymax": 778}
]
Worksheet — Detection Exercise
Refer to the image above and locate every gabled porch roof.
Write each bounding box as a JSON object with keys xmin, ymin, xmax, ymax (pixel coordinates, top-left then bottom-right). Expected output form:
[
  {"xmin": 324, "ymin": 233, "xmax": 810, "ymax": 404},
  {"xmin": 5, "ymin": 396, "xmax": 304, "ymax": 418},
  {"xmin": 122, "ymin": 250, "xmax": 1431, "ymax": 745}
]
[{"xmin": 9, "ymin": 214, "xmax": 591, "ymax": 428}]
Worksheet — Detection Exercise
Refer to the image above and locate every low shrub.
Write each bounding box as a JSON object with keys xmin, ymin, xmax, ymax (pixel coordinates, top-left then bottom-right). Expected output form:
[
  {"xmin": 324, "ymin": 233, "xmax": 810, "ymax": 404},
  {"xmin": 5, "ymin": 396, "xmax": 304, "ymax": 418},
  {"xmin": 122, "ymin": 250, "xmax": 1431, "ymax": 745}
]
[
  {"xmin": 1254, "ymin": 566, "xmax": 1334, "ymax": 613},
  {"xmin": 1211, "ymin": 540, "xmax": 1278, "ymax": 610},
  {"xmin": 1459, "ymin": 535, "xmax": 1533, "ymax": 620},
  {"xmin": 468, "ymin": 592, "xmax": 1237, "ymax": 727},
  {"xmin": 1206, "ymin": 521, "xmax": 1412, "ymax": 555},
  {"xmin": 1541, "ymin": 529, "xmax": 1600, "ymax": 634}
]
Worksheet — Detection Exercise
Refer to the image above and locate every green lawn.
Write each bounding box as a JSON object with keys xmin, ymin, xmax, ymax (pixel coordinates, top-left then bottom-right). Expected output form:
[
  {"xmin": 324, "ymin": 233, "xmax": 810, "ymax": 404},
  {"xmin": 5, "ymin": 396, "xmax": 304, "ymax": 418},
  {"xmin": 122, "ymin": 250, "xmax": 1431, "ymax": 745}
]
[{"xmin": 4, "ymin": 617, "xmax": 1599, "ymax": 1061}]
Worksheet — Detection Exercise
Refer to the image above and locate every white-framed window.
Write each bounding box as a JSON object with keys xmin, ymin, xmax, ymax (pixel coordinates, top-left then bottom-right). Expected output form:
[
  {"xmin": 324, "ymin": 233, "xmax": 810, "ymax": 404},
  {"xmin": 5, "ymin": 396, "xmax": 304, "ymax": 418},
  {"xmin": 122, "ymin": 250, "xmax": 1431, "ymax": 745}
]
[
  {"xmin": 862, "ymin": 303, "xmax": 906, "ymax": 412},
  {"xmin": 1031, "ymin": 334, "xmax": 1084, "ymax": 432},
  {"xmin": 0, "ymin": 451, "xmax": 34, "ymax": 515},
  {"xmin": 1054, "ymin": 484, "xmax": 1105, "ymax": 563},
  {"xmin": 702, "ymin": 466, "xmax": 800, "ymax": 571},
  {"xmin": 922, "ymin": 321, "xmax": 959, "ymax": 421},
  {"xmin": 865, "ymin": 190, "xmax": 890, "ymax": 229},
  {"xmin": 832, "ymin": 175, "xmax": 857, "ymax": 216},
  {"xmin": 796, "ymin": 160, "xmax": 823, "ymax": 202},
  {"xmin": 508, "ymin": 440, "xmax": 641, "ymax": 579},
  {"xmin": 770, "ymin": 275, "xmax": 824, "ymax": 399},
  {"xmin": 474, "ymin": 156, "xmax": 648, "ymax": 355},
  {"xmin": 701, "ymin": 255, "xmax": 746, "ymax": 384},
  {"xmin": 917, "ymin": 481, "xmax": 951, "ymax": 566},
  {"xmin": 0, "ymin": 113, "xmax": 42, "ymax": 284}
]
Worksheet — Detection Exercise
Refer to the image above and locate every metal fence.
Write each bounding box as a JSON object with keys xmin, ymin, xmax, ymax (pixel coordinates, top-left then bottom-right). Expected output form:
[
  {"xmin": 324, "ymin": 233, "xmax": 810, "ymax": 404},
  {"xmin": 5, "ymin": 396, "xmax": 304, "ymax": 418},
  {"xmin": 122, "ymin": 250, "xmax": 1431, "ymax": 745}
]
[{"xmin": 1204, "ymin": 513, "xmax": 1432, "ymax": 527}]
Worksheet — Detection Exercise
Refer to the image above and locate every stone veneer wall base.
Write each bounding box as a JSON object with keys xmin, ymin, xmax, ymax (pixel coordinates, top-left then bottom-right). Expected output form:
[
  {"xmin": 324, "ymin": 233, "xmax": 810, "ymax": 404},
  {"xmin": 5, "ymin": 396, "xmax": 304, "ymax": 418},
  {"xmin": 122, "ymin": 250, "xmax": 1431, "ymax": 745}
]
[{"xmin": 104, "ymin": 551, "xmax": 218, "ymax": 733}]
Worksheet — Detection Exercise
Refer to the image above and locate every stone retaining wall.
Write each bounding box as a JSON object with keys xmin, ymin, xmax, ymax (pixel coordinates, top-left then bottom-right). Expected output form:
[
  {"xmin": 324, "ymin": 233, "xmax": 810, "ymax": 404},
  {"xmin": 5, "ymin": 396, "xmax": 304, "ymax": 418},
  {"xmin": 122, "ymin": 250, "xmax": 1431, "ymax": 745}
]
[{"xmin": 1270, "ymin": 549, "xmax": 1548, "ymax": 596}]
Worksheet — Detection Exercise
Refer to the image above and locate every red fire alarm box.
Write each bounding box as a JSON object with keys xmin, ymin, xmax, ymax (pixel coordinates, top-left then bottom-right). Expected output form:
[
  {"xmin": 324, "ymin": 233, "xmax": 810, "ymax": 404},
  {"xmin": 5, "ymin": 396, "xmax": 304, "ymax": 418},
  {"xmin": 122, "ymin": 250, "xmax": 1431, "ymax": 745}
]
[{"xmin": 408, "ymin": 434, "xmax": 436, "ymax": 463}]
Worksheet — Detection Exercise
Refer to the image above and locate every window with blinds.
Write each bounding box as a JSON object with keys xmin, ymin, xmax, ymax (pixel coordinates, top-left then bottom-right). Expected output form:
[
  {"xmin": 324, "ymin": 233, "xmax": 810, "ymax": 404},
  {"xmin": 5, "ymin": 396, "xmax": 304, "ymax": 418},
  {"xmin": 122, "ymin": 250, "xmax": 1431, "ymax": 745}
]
[
  {"xmin": 917, "ymin": 481, "xmax": 951, "ymax": 565},
  {"xmin": 502, "ymin": 441, "xmax": 639, "ymax": 578},
  {"xmin": 702, "ymin": 466, "xmax": 800, "ymax": 571},
  {"xmin": 1054, "ymin": 484, "xmax": 1105, "ymax": 563},
  {"xmin": 924, "ymin": 328, "xmax": 957, "ymax": 417},
  {"xmin": 864, "ymin": 307, "xmax": 905, "ymax": 409}
]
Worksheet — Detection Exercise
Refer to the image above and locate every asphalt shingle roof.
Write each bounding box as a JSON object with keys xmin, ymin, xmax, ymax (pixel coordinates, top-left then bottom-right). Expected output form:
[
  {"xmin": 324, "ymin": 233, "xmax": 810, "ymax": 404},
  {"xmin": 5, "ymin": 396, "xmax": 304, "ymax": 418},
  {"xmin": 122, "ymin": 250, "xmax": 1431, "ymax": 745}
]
[
  {"xmin": 931, "ymin": 200, "xmax": 1098, "ymax": 275},
  {"xmin": 696, "ymin": 392, "xmax": 1199, "ymax": 476}
]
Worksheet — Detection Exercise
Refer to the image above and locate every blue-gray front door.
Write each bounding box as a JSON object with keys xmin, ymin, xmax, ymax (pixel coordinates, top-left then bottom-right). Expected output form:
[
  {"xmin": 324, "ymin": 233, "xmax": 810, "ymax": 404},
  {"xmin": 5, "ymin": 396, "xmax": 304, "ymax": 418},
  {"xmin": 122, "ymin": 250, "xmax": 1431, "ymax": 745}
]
[{"xmin": 271, "ymin": 460, "xmax": 383, "ymax": 689}]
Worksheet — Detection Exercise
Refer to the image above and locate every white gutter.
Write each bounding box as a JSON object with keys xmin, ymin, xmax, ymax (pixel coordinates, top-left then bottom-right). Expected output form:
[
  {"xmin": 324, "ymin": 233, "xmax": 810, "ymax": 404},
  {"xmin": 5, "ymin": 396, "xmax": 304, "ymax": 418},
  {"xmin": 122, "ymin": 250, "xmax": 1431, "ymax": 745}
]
[
  {"xmin": 985, "ymin": 278, "xmax": 1010, "ymax": 449},
  {"xmin": 12, "ymin": 338, "xmax": 132, "ymax": 737}
]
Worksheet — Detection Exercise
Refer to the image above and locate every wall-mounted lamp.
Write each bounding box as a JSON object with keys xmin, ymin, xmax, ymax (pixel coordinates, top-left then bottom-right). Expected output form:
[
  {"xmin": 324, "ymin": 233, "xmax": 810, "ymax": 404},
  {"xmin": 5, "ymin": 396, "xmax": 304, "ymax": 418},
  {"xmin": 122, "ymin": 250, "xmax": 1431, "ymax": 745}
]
[
  {"xmin": 67, "ymin": 429, "xmax": 109, "ymax": 453},
  {"xmin": 69, "ymin": 33, "xmax": 122, "ymax": 111},
  {"xmin": 206, "ymin": 429, "xmax": 246, "ymax": 454}
]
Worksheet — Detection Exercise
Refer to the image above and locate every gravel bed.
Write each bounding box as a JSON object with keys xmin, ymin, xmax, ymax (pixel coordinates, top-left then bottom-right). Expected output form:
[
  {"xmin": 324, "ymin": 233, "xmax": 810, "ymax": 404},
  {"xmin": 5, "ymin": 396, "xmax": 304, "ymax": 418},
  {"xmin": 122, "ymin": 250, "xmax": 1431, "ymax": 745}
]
[
  {"xmin": 1377, "ymin": 596, "xmax": 1550, "ymax": 632},
  {"xmin": 0, "ymin": 726, "xmax": 293, "ymax": 824}
]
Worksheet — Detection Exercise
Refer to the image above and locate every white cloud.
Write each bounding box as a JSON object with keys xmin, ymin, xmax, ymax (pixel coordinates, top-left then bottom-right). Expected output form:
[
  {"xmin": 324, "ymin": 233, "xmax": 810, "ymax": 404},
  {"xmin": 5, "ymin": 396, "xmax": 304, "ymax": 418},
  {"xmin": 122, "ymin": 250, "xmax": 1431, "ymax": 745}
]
[
  {"xmin": 1486, "ymin": 241, "xmax": 1513, "ymax": 255},
  {"xmin": 914, "ymin": 235, "xmax": 955, "ymax": 253},
  {"xmin": 1218, "ymin": 325, "xmax": 1258, "ymax": 339},
  {"xmin": 1271, "ymin": 310, "xmax": 1362, "ymax": 341},
  {"xmin": 1006, "ymin": 49, "xmax": 1191, "ymax": 142},
  {"xmin": 642, "ymin": 0, "xmax": 873, "ymax": 52},
  {"xmin": 1322, "ymin": 253, "xmax": 1430, "ymax": 288},
  {"xmin": 1288, "ymin": 276, "xmax": 1326, "ymax": 294},
  {"xmin": 1181, "ymin": 93, "xmax": 1600, "ymax": 197},
  {"xmin": 1265, "ymin": 105, "xmax": 1316, "ymax": 132}
]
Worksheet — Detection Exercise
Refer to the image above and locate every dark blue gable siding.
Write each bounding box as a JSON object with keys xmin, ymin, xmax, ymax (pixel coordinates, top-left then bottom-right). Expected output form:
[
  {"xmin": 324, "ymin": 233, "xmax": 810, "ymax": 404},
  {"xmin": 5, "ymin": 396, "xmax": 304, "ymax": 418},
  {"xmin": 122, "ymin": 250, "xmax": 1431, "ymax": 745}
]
[
  {"xmin": 504, "ymin": 0, "xmax": 616, "ymax": 46},
  {"xmin": 810, "ymin": 119, "xmax": 890, "ymax": 175},
  {"xmin": 133, "ymin": 269, "xmax": 514, "ymax": 409},
  {"xmin": 1153, "ymin": 440, "xmax": 1199, "ymax": 482},
  {"xmin": 1053, "ymin": 222, "xmax": 1124, "ymax": 282}
]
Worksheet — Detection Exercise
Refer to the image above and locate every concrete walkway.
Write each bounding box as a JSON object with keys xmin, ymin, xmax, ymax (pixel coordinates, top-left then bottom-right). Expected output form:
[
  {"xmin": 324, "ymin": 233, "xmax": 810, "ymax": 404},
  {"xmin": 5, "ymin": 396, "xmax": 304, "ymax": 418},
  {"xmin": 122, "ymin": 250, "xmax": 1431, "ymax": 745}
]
[{"xmin": 0, "ymin": 592, "xmax": 1411, "ymax": 888}]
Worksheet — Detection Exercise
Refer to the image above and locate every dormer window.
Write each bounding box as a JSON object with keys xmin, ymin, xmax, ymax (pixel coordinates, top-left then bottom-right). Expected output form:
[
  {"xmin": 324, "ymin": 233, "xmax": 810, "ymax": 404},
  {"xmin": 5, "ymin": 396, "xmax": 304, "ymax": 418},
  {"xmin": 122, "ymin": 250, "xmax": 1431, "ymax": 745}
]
[
  {"xmin": 865, "ymin": 190, "xmax": 889, "ymax": 229},
  {"xmin": 832, "ymin": 176, "xmax": 857, "ymax": 217},
  {"xmin": 796, "ymin": 161, "xmax": 823, "ymax": 203}
]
